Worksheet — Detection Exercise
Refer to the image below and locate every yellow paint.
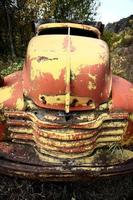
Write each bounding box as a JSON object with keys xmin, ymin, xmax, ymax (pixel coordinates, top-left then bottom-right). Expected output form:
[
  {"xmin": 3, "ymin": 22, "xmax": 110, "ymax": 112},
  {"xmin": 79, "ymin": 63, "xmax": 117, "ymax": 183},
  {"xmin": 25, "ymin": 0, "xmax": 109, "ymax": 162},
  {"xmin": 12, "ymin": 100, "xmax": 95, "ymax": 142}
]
[
  {"xmin": 37, "ymin": 144, "xmax": 133, "ymax": 163},
  {"xmin": 65, "ymin": 27, "xmax": 71, "ymax": 113},
  {"xmin": 5, "ymin": 109, "xmax": 128, "ymax": 164},
  {"xmin": 102, "ymin": 121, "xmax": 127, "ymax": 128},
  {"xmin": 70, "ymin": 38, "xmax": 109, "ymax": 77},
  {"xmin": 0, "ymin": 86, "xmax": 14, "ymax": 104},
  {"xmin": 36, "ymin": 149, "xmax": 133, "ymax": 165},
  {"xmin": 108, "ymin": 99, "xmax": 112, "ymax": 110},
  {"xmin": 0, "ymin": 103, "xmax": 3, "ymax": 109},
  {"xmin": 9, "ymin": 127, "xmax": 33, "ymax": 134},
  {"xmin": 30, "ymin": 52, "xmax": 66, "ymax": 81},
  {"xmin": 16, "ymin": 98, "xmax": 25, "ymax": 110},
  {"xmin": 88, "ymin": 81, "xmax": 96, "ymax": 90},
  {"xmin": 98, "ymin": 102, "xmax": 108, "ymax": 110},
  {"xmin": 0, "ymin": 112, "xmax": 5, "ymax": 121},
  {"xmin": 39, "ymin": 94, "xmax": 95, "ymax": 107},
  {"xmin": 129, "ymin": 113, "xmax": 133, "ymax": 121},
  {"xmin": 27, "ymin": 35, "xmax": 109, "ymax": 81},
  {"xmin": 26, "ymin": 99, "xmax": 38, "ymax": 109},
  {"xmin": 88, "ymin": 73, "xmax": 96, "ymax": 81},
  {"xmin": 65, "ymin": 93, "xmax": 70, "ymax": 113},
  {"xmin": 25, "ymin": 22, "xmax": 111, "ymax": 110}
]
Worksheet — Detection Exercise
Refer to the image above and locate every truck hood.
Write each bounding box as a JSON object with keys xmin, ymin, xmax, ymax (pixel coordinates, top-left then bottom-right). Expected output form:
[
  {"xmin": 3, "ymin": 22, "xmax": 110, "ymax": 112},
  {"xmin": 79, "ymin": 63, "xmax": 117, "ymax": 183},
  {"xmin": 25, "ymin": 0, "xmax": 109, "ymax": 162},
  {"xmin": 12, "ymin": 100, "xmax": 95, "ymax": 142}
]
[{"xmin": 23, "ymin": 35, "xmax": 112, "ymax": 112}]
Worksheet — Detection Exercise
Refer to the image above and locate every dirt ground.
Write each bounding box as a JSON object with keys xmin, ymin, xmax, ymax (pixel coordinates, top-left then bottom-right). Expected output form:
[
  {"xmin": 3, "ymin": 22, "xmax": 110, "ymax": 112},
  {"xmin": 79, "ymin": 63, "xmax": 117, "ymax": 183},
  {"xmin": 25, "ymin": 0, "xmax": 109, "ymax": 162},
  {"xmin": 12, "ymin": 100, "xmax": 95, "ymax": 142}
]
[{"xmin": 0, "ymin": 174, "xmax": 133, "ymax": 200}]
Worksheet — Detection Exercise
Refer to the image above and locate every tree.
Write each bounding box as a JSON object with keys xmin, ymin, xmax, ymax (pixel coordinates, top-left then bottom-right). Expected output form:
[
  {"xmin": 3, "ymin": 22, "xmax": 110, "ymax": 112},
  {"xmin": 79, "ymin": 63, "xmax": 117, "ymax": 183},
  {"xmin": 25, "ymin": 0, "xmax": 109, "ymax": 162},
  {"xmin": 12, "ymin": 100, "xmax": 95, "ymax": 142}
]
[
  {"xmin": 21, "ymin": 0, "xmax": 100, "ymax": 21},
  {"xmin": 53, "ymin": 0, "xmax": 100, "ymax": 21},
  {"xmin": 0, "ymin": 0, "xmax": 16, "ymax": 59}
]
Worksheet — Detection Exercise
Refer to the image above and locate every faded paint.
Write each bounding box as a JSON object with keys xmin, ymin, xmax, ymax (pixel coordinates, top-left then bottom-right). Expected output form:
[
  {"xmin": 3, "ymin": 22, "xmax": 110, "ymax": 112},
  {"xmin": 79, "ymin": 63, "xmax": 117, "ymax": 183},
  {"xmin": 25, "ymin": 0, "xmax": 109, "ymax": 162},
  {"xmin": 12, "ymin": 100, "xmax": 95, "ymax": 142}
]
[
  {"xmin": 0, "ymin": 86, "xmax": 14, "ymax": 104},
  {"xmin": 31, "ymin": 54, "xmax": 66, "ymax": 81},
  {"xmin": 112, "ymin": 75, "xmax": 133, "ymax": 112},
  {"xmin": 122, "ymin": 120, "xmax": 133, "ymax": 145},
  {"xmin": 129, "ymin": 114, "xmax": 133, "ymax": 121},
  {"xmin": 16, "ymin": 98, "xmax": 25, "ymax": 110},
  {"xmin": 23, "ymin": 35, "xmax": 111, "ymax": 111},
  {"xmin": 88, "ymin": 73, "xmax": 97, "ymax": 81},
  {"xmin": 4, "ymin": 108, "xmax": 128, "ymax": 161},
  {"xmin": 0, "ymin": 103, "xmax": 3, "ymax": 109},
  {"xmin": 88, "ymin": 81, "xmax": 96, "ymax": 90},
  {"xmin": 38, "ymin": 95, "xmax": 95, "ymax": 107},
  {"xmin": 0, "ymin": 124, "xmax": 5, "ymax": 141}
]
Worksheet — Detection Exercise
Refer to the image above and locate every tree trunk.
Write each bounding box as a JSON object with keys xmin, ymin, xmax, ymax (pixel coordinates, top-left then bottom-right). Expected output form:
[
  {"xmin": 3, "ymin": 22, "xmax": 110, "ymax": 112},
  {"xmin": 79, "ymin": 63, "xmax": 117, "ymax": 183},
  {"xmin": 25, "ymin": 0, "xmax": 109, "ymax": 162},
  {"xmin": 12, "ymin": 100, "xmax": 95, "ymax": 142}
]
[{"xmin": 5, "ymin": 3, "xmax": 16, "ymax": 59}]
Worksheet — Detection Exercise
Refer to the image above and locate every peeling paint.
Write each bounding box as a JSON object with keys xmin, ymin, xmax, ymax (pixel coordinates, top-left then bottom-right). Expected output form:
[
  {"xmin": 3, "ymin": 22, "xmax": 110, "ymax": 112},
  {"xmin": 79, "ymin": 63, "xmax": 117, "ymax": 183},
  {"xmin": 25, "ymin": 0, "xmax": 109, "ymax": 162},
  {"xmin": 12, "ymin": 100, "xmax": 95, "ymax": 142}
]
[
  {"xmin": 31, "ymin": 55, "xmax": 66, "ymax": 81},
  {"xmin": 0, "ymin": 103, "xmax": 3, "ymax": 109},
  {"xmin": 98, "ymin": 102, "xmax": 108, "ymax": 110},
  {"xmin": 0, "ymin": 86, "xmax": 14, "ymax": 103},
  {"xmin": 39, "ymin": 94, "xmax": 96, "ymax": 107},
  {"xmin": 88, "ymin": 81, "xmax": 96, "ymax": 90},
  {"xmin": 129, "ymin": 114, "xmax": 133, "ymax": 121},
  {"xmin": 16, "ymin": 98, "xmax": 25, "ymax": 110},
  {"xmin": 88, "ymin": 73, "xmax": 96, "ymax": 81}
]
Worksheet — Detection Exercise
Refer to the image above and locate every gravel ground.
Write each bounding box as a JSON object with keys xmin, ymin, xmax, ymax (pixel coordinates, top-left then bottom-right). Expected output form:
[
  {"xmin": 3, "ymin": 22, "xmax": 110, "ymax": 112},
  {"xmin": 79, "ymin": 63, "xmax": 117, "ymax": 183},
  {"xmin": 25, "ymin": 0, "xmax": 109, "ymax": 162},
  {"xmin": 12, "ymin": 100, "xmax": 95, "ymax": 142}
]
[{"xmin": 0, "ymin": 174, "xmax": 133, "ymax": 200}]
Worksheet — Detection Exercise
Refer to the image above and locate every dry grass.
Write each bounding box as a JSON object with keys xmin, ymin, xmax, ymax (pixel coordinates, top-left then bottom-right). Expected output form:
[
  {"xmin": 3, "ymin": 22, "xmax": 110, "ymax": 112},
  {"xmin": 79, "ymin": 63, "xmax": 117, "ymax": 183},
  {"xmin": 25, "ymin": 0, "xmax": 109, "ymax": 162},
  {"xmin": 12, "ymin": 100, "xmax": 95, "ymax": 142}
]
[{"xmin": 0, "ymin": 175, "xmax": 133, "ymax": 200}]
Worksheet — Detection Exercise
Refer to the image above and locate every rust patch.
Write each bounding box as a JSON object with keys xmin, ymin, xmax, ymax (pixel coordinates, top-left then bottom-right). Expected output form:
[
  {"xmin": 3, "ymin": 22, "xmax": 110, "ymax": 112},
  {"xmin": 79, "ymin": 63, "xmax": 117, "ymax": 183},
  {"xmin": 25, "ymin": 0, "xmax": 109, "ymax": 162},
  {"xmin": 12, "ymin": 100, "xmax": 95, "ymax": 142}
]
[
  {"xmin": 0, "ymin": 76, "xmax": 4, "ymax": 86},
  {"xmin": 0, "ymin": 124, "xmax": 5, "ymax": 141},
  {"xmin": 37, "ymin": 56, "xmax": 58, "ymax": 62},
  {"xmin": 70, "ymin": 99, "xmax": 78, "ymax": 107},
  {"xmin": 40, "ymin": 96, "xmax": 47, "ymax": 104},
  {"xmin": 0, "ymin": 143, "xmax": 13, "ymax": 154}
]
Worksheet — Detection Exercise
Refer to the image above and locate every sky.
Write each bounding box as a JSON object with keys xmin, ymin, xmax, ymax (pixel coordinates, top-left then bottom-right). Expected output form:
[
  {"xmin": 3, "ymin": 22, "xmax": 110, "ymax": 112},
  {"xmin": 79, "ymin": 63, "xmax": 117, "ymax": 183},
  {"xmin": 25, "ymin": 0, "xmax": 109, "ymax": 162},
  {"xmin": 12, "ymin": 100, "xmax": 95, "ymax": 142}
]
[{"xmin": 96, "ymin": 0, "xmax": 133, "ymax": 24}]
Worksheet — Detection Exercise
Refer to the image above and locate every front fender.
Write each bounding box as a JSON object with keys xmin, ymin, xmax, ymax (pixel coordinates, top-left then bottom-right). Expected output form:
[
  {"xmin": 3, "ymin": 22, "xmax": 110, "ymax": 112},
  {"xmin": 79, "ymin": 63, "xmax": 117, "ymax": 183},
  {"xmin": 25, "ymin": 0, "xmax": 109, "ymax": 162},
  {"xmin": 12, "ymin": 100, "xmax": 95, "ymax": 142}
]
[{"xmin": 111, "ymin": 75, "xmax": 133, "ymax": 112}]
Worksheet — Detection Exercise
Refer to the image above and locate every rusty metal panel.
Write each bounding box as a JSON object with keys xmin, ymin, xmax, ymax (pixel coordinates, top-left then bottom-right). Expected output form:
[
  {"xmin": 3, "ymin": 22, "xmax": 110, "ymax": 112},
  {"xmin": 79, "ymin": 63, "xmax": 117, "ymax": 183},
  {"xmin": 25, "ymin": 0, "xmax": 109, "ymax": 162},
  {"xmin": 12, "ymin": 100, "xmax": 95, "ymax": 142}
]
[
  {"xmin": 112, "ymin": 75, "xmax": 133, "ymax": 112},
  {"xmin": 23, "ymin": 35, "xmax": 111, "ymax": 112},
  {"xmin": 3, "ymin": 105, "xmax": 128, "ymax": 162},
  {"xmin": 0, "ymin": 71, "xmax": 25, "ymax": 110}
]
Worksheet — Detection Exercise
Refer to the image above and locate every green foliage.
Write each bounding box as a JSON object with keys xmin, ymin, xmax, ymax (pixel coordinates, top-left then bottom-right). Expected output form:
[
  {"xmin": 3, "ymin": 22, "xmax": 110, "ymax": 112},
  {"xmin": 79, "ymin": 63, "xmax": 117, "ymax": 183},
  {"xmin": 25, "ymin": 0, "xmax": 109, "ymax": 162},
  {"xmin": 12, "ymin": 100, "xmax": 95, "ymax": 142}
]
[
  {"xmin": 53, "ymin": 0, "xmax": 100, "ymax": 21},
  {"xmin": 104, "ymin": 22, "xmax": 133, "ymax": 82},
  {"xmin": 102, "ymin": 31, "xmax": 115, "ymax": 48},
  {"xmin": 104, "ymin": 27, "xmax": 133, "ymax": 50},
  {"xmin": 0, "ymin": 58, "xmax": 23, "ymax": 76}
]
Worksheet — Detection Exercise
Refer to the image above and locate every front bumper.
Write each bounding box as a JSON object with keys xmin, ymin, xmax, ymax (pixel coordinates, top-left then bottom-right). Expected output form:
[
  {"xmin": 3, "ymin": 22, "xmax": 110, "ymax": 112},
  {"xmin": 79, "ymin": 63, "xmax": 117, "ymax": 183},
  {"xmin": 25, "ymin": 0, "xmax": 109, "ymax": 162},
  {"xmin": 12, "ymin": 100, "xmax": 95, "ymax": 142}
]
[{"xmin": 0, "ymin": 142, "xmax": 133, "ymax": 181}]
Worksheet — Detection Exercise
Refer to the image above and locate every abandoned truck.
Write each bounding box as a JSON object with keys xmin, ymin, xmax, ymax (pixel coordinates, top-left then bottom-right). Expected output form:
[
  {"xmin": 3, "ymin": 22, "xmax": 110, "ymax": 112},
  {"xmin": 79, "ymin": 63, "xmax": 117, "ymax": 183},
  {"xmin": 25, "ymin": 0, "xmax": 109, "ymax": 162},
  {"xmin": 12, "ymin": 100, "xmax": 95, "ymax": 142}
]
[{"xmin": 0, "ymin": 20, "xmax": 133, "ymax": 181}]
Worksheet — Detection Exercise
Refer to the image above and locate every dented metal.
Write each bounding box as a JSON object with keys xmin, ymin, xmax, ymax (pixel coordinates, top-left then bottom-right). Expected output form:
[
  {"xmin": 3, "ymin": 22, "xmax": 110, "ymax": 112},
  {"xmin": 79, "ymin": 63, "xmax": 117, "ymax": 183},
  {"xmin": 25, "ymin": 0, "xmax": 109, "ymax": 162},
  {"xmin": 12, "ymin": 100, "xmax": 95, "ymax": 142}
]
[{"xmin": 0, "ymin": 22, "xmax": 133, "ymax": 180}]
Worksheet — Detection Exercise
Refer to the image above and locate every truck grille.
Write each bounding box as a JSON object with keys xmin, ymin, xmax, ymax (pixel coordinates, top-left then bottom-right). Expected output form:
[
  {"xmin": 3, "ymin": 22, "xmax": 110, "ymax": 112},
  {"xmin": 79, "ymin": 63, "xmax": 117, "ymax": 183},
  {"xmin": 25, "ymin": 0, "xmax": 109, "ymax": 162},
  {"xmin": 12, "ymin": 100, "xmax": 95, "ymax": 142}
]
[{"xmin": 5, "ymin": 108, "xmax": 128, "ymax": 161}]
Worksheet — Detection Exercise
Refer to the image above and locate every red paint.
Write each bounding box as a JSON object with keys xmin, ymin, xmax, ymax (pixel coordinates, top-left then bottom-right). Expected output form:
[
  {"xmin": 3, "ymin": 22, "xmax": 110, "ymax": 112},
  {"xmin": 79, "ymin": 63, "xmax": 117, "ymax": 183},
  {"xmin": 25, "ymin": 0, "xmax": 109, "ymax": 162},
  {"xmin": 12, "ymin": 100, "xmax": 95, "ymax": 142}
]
[
  {"xmin": 23, "ymin": 56, "xmax": 112, "ymax": 110},
  {"xmin": 112, "ymin": 75, "xmax": 133, "ymax": 112},
  {"xmin": 0, "ymin": 124, "xmax": 5, "ymax": 141},
  {"xmin": 123, "ymin": 120, "xmax": 133, "ymax": 144},
  {"xmin": 71, "ymin": 64, "xmax": 111, "ymax": 103},
  {"xmin": 63, "ymin": 36, "xmax": 76, "ymax": 52},
  {"xmin": 3, "ymin": 71, "xmax": 24, "ymax": 110}
]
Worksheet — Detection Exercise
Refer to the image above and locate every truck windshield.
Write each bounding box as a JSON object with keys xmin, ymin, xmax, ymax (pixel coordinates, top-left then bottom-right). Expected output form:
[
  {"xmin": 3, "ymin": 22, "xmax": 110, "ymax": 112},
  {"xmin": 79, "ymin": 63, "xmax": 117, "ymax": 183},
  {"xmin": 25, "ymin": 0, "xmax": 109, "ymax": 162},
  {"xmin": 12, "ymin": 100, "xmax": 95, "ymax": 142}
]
[{"xmin": 38, "ymin": 27, "xmax": 99, "ymax": 38}]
